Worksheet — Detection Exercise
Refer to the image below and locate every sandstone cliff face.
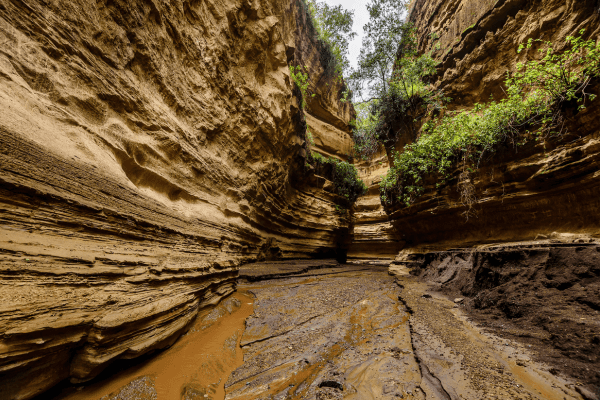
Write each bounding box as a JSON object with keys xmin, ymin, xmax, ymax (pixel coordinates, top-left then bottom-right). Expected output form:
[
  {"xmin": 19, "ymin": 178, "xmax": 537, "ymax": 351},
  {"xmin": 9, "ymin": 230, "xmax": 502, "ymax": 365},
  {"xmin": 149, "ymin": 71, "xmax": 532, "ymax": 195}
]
[
  {"xmin": 383, "ymin": 1, "xmax": 600, "ymax": 392},
  {"xmin": 411, "ymin": 0, "xmax": 600, "ymax": 107},
  {"xmin": 0, "ymin": 0, "xmax": 353, "ymax": 398},
  {"xmin": 288, "ymin": 2, "xmax": 355, "ymax": 161},
  {"xmin": 349, "ymin": 148, "xmax": 402, "ymax": 260},
  {"xmin": 384, "ymin": 0, "xmax": 600, "ymax": 251}
]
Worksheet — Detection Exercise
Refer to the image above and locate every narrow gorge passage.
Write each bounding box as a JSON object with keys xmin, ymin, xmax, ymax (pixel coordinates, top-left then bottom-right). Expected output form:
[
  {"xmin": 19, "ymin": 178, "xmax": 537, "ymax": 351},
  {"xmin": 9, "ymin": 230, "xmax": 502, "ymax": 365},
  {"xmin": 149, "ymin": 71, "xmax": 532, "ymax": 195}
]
[
  {"xmin": 2, "ymin": 0, "xmax": 600, "ymax": 397},
  {"xmin": 43, "ymin": 263, "xmax": 586, "ymax": 400}
]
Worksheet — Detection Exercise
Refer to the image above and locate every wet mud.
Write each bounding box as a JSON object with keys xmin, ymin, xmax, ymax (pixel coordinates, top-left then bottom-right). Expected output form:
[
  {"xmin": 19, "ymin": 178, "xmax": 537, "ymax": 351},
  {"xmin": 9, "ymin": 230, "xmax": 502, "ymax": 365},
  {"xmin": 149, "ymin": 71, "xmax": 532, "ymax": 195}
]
[
  {"xmin": 226, "ymin": 264, "xmax": 587, "ymax": 400},
  {"xmin": 42, "ymin": 263, "xmax": 592, "ymax": 400},
  {"xmin": 44, "ymin": 292, "xmax": 254, "ymax": 400},
  {"xmin": 403, "ymin": 245, "xmax": 600, "ymax": 398}
]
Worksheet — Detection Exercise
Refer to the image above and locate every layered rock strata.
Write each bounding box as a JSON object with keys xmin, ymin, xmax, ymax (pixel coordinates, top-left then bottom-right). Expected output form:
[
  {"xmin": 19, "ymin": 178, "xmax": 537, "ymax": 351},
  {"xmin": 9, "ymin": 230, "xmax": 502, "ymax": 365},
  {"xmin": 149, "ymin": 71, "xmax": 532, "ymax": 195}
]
[
  {"xmin": 410, "ymin": 0, "xmax": 600, "ymax": 106},
  {"xmin": 238, "ymin": 259, "xmax": 339, "ymax": 280},
  {"xmin": 349, "ymin": 148, "xmax": 403, "ymax": 260},
  {"xmin": 0, "ymin": 0, "xmax": 354, "ymax": 398},
  {"xmin": 384, "ymin": 0, "xmax": 600, "ymax": 250}
]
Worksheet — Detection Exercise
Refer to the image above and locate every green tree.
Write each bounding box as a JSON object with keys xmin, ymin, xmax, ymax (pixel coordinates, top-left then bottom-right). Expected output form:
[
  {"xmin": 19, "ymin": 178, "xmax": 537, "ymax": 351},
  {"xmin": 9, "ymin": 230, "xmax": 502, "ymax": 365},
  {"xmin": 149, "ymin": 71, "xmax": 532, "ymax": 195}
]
[
  {"xmin": 350, "ymin": 10, "xmax": 446, "ymax": 160},
  {"xmin": 352, "ymin": 100, "xmax": 380, "ymax": 160},
  {"xmin": 371, "ymin": 27, "xmax": 448, "ymax": 146},
  {"xmin": 349, "ymin": 0, "xmax": 410, "ymax": 101}
]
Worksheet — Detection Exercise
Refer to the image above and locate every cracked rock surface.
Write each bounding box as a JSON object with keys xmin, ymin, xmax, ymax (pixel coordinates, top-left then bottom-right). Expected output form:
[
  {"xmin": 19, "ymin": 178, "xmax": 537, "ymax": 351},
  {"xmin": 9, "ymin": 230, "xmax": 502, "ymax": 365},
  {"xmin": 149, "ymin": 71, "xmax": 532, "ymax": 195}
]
[{"xmin": 226, "ymin": 265, "xmax": 424, "ymax": 400}]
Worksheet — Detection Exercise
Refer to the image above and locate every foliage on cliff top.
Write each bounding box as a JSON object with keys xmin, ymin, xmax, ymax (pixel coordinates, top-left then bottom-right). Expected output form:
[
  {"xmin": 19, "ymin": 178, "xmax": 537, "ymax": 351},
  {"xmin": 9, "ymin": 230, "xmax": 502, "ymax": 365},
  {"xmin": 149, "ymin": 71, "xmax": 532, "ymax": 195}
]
[
  {"xmin": 309, "ymin": 152, "xmax": 368, "ymax": 204},
  {"xmin": 381, "ymin": 32, "xmax": 600, "ymax": 208},
  {"xmin": 298, "ymin": 0, "xmax": 356, "ymax": 81}
]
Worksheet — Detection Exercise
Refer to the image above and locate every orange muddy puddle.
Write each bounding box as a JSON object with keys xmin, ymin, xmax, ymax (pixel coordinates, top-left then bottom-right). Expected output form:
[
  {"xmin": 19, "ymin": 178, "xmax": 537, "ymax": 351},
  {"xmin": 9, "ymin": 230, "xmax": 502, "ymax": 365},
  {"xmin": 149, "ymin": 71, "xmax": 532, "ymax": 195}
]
[{"xmin": 53, "ymin": 291, "xmax": 254, "ymax": 400}]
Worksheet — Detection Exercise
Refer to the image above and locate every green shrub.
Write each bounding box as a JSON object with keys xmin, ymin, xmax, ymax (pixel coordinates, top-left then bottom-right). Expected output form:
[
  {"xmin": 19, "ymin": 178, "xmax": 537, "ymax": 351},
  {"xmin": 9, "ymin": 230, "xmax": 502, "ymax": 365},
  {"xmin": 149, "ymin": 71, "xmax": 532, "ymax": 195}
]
[
  {"xmin": 309, "ymin": 153, "xmax": 368, "ymax": 203},
  {"xmin": 511, "ymin": 32, "xmax": 600, "ymax": 104},
  {"xmin": 289, "ymin": 65, "xmax": 313, "ymax": 110},
  {"xmin": 381, "ymin": 32, "xmax": 600, "ymax": 207},
  {"xmin": 306, "ymin": 128, "xmax": 315, "ymax": 146},
  {"xmin": 334, "ymin": 204, "xmax": 348, "ymax": 214}
]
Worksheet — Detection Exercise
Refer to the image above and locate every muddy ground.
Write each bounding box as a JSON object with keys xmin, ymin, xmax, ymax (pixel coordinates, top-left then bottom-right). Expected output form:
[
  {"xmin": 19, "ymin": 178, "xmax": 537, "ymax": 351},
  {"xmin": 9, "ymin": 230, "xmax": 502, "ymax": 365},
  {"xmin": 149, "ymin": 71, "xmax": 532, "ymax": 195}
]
[
  {"xmin": 226, "ymin": 263, "xmax": 586, "ymax": 400},
  {"xmin": 40, "ymin": 261, "xmax": 596, "ymax": 400},
  {"xmin": 41, "ymin": 292, "xmax": 254, "ymax": 400},
  {"xmin": 404, "ymin": 244, "xmax": 600, "ymax": 399}
]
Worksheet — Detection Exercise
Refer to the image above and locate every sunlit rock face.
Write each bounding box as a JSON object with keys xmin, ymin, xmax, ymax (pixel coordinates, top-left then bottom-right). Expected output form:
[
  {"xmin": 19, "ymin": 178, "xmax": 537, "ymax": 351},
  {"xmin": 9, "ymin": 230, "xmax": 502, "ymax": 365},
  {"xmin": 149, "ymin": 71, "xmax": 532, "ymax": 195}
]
[
  {"xmin": 383, "ymin": 0, "xmax": 600, "ymax": 251},
  {"xmin": 289, "ymin": 4, "xmax": 354, "ymax": 161},
  {"xmin": 0, "ymin": 0, "xmax": 354, "ymax": 398}
]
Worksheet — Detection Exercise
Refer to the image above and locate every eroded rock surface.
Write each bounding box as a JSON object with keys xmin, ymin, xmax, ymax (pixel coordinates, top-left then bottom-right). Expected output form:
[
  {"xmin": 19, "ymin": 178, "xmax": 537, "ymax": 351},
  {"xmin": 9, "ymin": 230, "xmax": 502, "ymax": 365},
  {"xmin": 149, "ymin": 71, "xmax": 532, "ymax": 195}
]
[
  {"xmin": 382, "ymin": 0, "xmax": 600, "ymax": 249},
  {"xmin": 0, "ymin": 0, "xmax": 354, "ymax": 397},
  {"xmin": 378, "ymin": 2, "xmax": 600, "ymax": 395},
  {"xmin": 349, "ymin": 1, "xmax": 600, "ymax": 259},
  {"xmin": 411, "ymin": 0, "xmax": 600, "ymax": 107}
]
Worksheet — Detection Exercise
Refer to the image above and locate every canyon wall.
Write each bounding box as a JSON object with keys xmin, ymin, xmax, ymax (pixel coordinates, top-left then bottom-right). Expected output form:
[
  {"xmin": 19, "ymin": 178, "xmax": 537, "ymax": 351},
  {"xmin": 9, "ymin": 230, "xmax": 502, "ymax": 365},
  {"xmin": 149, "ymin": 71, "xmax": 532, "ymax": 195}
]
[
  {"xmin": 386, "ymin": 0, "xmax": 600, "ymax": 251},
  {"xmin": 0, "ymin": 0, "xmax": 353, "ymax": 398},
  {"xmin": 349, "ymin": 148, "xmax": 402, "ymax": 260},
  {"xmin": 386, "ymin": 0, "xmax": 600, "ymax": 392},
  {"xmin": 284, "ymin": 0, "xmax": 355, "ymax": 162}
]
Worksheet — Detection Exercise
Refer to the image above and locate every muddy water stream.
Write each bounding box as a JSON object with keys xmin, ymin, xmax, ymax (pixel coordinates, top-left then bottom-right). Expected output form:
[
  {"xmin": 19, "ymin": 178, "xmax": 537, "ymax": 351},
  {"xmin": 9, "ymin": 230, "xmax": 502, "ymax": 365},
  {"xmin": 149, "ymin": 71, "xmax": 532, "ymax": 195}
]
[
  {"xmin": 47, "ymin": 265, "xmax": 587, "ymax": 400},
  {"xmin": 48, "ymin": 291, "xmax": 254, "ymax": 400}
]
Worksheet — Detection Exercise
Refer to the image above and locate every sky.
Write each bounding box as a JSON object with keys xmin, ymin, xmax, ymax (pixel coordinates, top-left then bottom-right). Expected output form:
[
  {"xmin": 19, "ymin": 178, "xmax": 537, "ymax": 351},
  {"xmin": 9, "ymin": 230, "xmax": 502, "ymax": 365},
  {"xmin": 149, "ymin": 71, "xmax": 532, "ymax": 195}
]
[{"xmin": 321, "ymin": 0, "xmax": 370, "ymax": 70}]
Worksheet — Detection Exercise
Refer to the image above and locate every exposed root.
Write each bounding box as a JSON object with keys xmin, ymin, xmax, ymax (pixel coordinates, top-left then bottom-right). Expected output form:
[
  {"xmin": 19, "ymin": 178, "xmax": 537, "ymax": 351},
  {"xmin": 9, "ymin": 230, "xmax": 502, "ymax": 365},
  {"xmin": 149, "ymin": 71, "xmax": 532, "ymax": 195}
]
[{"xmin": 458, "ymin": 169, "xmax": 477, "ymax": 221}]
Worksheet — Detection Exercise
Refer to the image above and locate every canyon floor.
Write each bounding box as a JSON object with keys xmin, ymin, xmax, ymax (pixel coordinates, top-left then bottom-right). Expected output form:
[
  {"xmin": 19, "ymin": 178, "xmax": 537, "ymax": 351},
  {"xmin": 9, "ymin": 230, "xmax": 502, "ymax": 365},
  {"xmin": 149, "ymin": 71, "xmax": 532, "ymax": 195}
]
[{"xmin": 41, "ymin": 262, "xmax": 593, "ymax": 400}]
